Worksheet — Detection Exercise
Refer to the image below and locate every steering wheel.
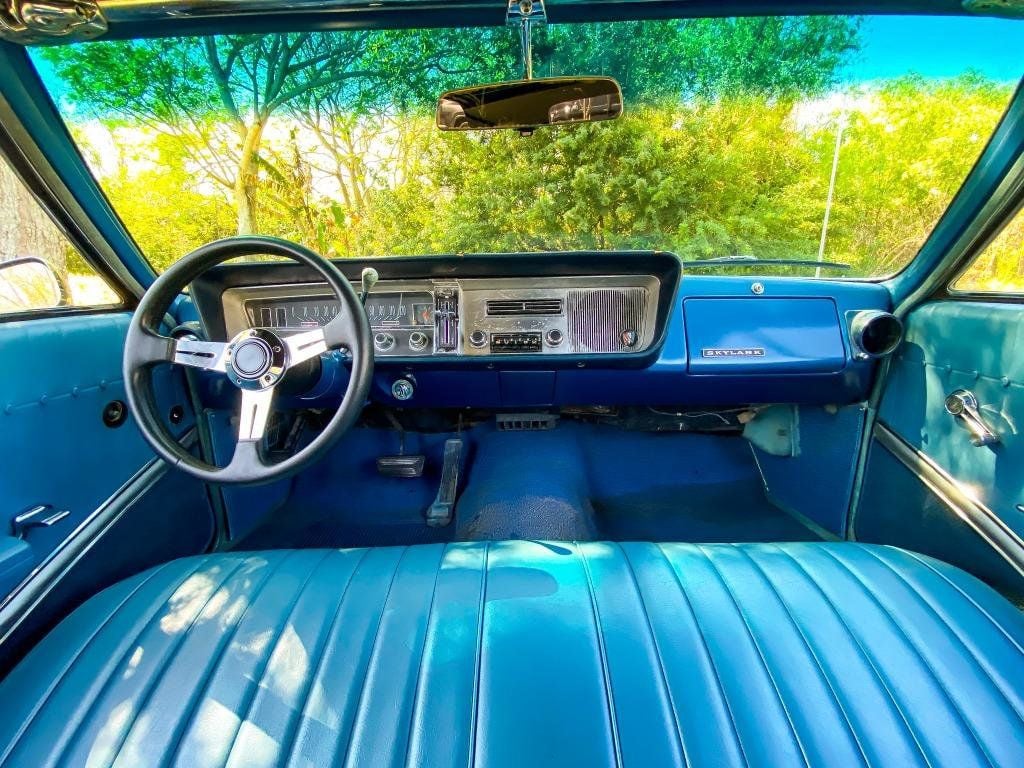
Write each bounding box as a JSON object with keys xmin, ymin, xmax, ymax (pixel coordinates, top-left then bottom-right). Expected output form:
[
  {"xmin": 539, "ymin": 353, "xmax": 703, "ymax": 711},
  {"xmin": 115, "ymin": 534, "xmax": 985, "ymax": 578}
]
[{"xmin": 123, "ymin": 236, "xmax": 373, "ymax": 485}]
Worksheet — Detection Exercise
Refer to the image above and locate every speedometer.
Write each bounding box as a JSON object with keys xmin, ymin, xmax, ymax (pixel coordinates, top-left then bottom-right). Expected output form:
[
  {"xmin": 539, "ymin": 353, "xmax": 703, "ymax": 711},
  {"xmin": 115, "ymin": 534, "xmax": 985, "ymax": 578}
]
[{"xmin": 245, "ymin": 292, "xmax": 433, "ymax": 330}]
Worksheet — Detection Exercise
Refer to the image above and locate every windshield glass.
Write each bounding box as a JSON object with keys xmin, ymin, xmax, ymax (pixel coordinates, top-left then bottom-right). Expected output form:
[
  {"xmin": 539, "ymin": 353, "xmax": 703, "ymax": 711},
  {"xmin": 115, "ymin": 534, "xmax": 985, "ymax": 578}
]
[{"xmin": 31, "ymin": 15, "xmax": 1024, "ymax": 277}]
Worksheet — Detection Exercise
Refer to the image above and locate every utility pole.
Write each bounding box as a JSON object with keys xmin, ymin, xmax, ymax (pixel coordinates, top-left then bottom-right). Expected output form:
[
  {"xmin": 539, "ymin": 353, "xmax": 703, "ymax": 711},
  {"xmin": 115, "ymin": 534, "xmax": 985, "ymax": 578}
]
[{"xmin": 816, "ymin": 113, "xmax": 846, "ymax": 279}]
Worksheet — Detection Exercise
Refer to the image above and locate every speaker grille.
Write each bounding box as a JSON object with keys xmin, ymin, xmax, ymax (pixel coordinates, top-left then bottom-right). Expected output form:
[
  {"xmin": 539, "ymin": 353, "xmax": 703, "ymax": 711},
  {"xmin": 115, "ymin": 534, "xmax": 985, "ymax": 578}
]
[{"xmin": 567, "ymin": 288, "xmax": 648, "ymax": 353}]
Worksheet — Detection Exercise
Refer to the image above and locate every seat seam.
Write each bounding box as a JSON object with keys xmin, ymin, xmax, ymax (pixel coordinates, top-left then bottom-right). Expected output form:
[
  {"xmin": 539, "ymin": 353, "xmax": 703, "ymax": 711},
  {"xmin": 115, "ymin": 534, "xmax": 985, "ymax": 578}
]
[
  {"xmin": 102, "ymin": 558, "xmax": 250, "ymax": 768},
  {"xmin": 0, "ymin": 558, "xmax": 183, "ymax": 768},
  {"xmin": 694, "ymin": 544, "xmax": 810, "ymax": 768},
  {"xmin": 733, "ymin": 545, "xmax": 870, "ymax": 768},
  {"xmin": 278, "ymin": 547, "xmax": 371, "ymax": 768},
  {"xmin": 219, "ymin": 548, "xmax": 336, "ymax": 768},
  {"xmin": 617, "ymin": 543, "xmax": 689, "ymax": 768},
  {"xmin": 160, "ymin": 550, "xmax": 298, "ymax": 768},
  {"xmin": 654, "ymin": 543, "xmax": 747, "ymax": 767},
  {"xmin": 577, "ymin": 542, "xmax": 623, "ymax": 768},
  {"xmin": 339, "ymin": 545, "xmax": 411, "ymax": 767},
  {"xmin": 468, "ymin": 540, "xmax": 491, "ymax": 768},
  {"xmin": 900, "ymin": 550, "xmax": 1024, "ymax": 657},
  {"xmin": 770, "ymin": 545, "xmax": 934, "ymax": 768},
  {"xmin": 48, "ymin": 556, "xmax": 220, "ymax": 768},
  {"xmin": 858, "ymin": 547, "xmax": 1024, "ymax": 725},
  {"xmin": 818, "ymin": 546, "xmax": 996, "ymax": 768},
  {"xmin": 402, "ymin": 543, "xmax": 447, "ymax": 768}
]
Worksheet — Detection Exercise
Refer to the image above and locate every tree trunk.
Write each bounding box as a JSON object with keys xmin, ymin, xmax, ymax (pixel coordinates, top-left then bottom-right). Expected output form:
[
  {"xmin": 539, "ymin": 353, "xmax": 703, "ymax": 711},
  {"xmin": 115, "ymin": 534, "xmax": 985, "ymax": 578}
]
[
  {"xmin": 0, "ymin": 157, "xmax": 67, "ymax": 276},
  {"xmin": 234, "ymin": 120, "xmax": 266, "ymax": 235}
]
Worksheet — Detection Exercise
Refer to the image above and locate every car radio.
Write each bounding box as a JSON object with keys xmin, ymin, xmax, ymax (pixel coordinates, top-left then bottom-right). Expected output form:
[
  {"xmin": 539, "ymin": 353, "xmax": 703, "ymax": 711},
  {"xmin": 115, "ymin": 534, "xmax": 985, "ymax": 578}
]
[{"xmin": 490, "ymin": 332, "xmax": 543, "ymax": 353}]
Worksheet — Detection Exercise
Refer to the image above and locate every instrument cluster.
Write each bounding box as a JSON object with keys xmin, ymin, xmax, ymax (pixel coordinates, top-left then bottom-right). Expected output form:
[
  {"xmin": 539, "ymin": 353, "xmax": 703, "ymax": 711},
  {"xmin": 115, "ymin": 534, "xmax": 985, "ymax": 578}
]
[{"xmin": 224, "ymin": 275, "xmax": 659, "ymax": 359}]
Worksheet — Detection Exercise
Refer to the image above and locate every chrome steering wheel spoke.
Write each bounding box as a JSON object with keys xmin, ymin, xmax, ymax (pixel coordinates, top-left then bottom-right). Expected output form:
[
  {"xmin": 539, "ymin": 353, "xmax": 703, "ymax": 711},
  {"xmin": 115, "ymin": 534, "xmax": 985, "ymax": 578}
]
[
  {"xmin": 127, "ymin": 329, "xmax": 229, "ymax": 372},
  {"xmin": 237, "ymin": 386, "xmax": 276, "ymax": 442},
  {"xmin": 226, "ymin": 387, "xmax": 277, "ymax": 474},
  {"xmin": 284, "ymin": 327, "xmax": 329, "ymax": 366},
  {"xmin": 282, "ymin": 313, "xmax": 358, "ymax": 365},
  {"xmin": 173, "ymin": 337, "xmax": 229, "ymax": 372}
]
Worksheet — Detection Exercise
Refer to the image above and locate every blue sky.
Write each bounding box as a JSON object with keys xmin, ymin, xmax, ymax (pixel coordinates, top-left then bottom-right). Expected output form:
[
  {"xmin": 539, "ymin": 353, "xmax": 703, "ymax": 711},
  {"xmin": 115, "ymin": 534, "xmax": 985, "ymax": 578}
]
[{"xmin": 843, "ymin": 16, "xmax": 1024, "ymax": 83}]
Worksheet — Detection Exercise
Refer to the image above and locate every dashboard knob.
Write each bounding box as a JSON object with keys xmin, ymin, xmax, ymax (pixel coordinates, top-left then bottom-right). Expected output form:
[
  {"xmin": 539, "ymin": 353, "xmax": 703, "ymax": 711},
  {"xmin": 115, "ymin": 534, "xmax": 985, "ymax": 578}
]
[
  {"xmin": 469, "ymin": 329, "xmax": 488, "ymax": 348},
  {"xmin": 545, "ymin": 328, "xmax": 564, "ymax": 347},
  {"xmin": 409, "ymin": 331, "xmax": 430, "ymax": 352},
  {"xmin": 374, "ymin": 332, "xmax": 396, "ymax": 352}
]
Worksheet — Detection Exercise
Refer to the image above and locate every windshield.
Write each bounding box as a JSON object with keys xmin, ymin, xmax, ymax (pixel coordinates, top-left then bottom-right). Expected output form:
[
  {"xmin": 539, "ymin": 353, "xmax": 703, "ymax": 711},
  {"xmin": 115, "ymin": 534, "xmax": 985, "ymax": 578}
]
[{"xmin": 31, "ymin": 15, "xmax": 1024, "ymax": 277}]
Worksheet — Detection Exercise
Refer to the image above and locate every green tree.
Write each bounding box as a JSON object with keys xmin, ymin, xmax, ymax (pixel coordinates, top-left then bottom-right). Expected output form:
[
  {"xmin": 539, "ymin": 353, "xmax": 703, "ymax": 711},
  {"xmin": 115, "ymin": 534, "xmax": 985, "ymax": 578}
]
[
  {"xmin": 816, "ymin": 75, "xmax": 1014, "ymax": 275},
  {"xmin": 535, "ymin": 17, "xmax": 861, "ymax": 102},
  {"xmin": 40, "ymin": 29, "xmax": 513, "ymax": 236}
]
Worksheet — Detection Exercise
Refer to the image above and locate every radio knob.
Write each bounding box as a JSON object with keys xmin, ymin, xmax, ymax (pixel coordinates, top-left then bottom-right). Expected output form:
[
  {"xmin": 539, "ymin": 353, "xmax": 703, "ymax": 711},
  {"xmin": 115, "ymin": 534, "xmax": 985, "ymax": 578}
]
[
  {"xmin": 408, "ymin": 331, "xmax": 430, "ymax": 352},
  {"xmin": 374, "ymin": 332, "xmax": 396, "ymax": 352},
  {"xmin": 469, "ymin": 329, "xmax": 488, "ymax": 348},
  {"xmin": 545, "ymin": 328, "xmax": 564, "ymax": 347}
]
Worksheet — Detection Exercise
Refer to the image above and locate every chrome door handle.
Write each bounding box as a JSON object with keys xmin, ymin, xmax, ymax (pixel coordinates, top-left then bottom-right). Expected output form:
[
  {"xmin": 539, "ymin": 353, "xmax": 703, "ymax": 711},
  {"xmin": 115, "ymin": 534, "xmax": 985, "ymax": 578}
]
[
  {"xmin": 944, "ymin": 389, "xmax": 1000, "ymax": 447},
  {"xmin": 12, "ymin": 504, "xmax": 71, "ymax": 538}
]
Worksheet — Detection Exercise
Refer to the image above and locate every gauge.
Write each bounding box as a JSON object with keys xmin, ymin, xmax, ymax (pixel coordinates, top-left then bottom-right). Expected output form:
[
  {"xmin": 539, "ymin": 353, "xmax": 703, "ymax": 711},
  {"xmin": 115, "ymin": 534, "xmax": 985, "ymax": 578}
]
[
  {"xmin": 245, "ymin": 291, "xmax": 434, "ymax": 330},
  {"xmin": 365, "ymin": 293, "xmax": 433, "ymax": 327},
  {"xmin": 413, "ymin": 302, "xmax": 434, "ymax": 325}
]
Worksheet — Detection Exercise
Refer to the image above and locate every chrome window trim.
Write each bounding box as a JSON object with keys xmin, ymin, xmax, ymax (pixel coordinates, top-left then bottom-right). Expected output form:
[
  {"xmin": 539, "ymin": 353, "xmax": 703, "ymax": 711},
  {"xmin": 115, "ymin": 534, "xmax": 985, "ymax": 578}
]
[{"xmin": 871, "ymin": 421, "xmax": 1024, "ymax": 580}]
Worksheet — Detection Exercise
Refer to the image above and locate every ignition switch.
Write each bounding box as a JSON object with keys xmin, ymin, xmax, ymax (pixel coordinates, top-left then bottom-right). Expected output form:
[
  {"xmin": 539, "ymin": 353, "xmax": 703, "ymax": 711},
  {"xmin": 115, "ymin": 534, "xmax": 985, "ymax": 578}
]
[{"xmin": 391, "ymin": 378, "xmax": 415, "ymax": 401}]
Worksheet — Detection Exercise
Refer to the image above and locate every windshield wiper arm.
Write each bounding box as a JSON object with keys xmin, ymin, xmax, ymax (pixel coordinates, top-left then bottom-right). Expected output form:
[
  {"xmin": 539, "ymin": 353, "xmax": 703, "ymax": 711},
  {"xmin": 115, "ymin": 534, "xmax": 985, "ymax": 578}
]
[{"xmin": 682, "ymin": 257, "xmax": 851, "ymax": 272}]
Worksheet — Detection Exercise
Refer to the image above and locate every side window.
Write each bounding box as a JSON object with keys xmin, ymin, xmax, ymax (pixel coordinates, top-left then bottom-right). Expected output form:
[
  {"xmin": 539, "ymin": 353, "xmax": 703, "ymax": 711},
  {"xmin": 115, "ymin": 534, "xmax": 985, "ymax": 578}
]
[
  {"xmin": 0, "ymin": 153, "xmax": 120, "ymax": 316},
  {"xmin": 952, "ymin": 203, "xmax": 1024, "ymax": 294}
]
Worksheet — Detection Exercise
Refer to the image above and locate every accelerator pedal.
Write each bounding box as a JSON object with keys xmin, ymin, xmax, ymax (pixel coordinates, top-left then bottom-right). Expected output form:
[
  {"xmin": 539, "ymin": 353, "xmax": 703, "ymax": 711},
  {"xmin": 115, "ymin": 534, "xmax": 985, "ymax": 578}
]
[{"xmin": 426, "ymin": 438, "xmax": 464, "ymax": 527}]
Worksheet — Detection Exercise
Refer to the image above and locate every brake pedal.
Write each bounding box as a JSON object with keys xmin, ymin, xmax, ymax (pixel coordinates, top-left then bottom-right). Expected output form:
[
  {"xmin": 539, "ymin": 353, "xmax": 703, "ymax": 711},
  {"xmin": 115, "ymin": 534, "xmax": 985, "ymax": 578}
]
[
  {"xmin": 376, "ymin": 455, "xmax": 425, "ymax": 478},
  {"xmin": 426, "ymin": 438, "xmax": 463, "ymax": 527},
  {"xmin": 377, "ymin": 417, "xmax": 425, "ymax": 477}
]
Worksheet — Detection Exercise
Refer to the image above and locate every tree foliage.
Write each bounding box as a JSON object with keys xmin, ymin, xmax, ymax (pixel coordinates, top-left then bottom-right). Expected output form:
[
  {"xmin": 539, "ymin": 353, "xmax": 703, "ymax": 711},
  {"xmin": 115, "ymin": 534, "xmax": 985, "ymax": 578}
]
[{"xmin": 36, "ymin": 18, "xmax": 1024, "ymax": 284}]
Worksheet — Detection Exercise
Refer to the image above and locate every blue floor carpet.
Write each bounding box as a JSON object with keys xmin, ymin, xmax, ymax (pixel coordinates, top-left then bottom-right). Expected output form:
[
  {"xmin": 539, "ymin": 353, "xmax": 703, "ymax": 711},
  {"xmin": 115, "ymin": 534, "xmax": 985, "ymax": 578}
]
[{"xmin": 233, "ymin": 422, "xmax": 818, "ymax": 549}]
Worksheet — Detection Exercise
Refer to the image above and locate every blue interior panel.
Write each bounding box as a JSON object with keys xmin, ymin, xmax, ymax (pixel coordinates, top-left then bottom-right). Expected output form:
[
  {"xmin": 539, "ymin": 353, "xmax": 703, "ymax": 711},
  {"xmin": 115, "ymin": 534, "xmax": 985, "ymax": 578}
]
[
  {"xmin": 752, "ymin": 404, "xmax": 866, "ymax": 536},
  {"xmin": 856, "ymin": 441, "xmax": 1024, "ymax": 601},
  {"xmin": 0, "ymin": 313, "xmax": 199, "ymax": 592},
  {"xmin": 878, "ymin": 301, "xmax": 1024, "ymax": 538},
  {"xmin": 685, "ymin": 298, "xmax": 846, "ymax": 374}
]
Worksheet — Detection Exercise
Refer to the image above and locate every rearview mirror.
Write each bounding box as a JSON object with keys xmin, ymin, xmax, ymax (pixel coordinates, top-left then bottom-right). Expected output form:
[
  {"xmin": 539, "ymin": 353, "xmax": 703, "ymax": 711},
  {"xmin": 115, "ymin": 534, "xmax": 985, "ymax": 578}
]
[
  {"xmin": 0, "ymin": 257, "xmax": 65, "ymax": 314},
  {"xmin": 437, "ymin": 77, "xmax": 623, "ymax": 131}
]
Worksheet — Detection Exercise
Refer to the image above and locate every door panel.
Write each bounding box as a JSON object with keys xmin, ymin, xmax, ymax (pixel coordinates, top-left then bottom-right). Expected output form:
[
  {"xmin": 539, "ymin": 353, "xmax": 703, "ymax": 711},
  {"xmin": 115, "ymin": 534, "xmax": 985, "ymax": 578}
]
[
  {"xmin": 879, "ymin": 302, "xmax": 1024, "ymax": 533},
  {"xmin": 0, "ymin": 312, "xmax": 197, "ymax": 594},
  {"xmin": 856, "ymin": 300, "xmax": 1024, "ymax": 590}
]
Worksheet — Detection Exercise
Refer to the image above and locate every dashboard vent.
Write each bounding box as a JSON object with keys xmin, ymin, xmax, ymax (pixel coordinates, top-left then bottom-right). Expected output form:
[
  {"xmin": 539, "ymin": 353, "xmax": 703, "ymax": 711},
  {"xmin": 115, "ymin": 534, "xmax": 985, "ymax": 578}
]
[
  {"xmin": 567, "ymin": 288, "xmax": 648, "ymax": 353},
  {"xmin": 486, "ymin": 298, "xmax": 563, "ymax": 316}
]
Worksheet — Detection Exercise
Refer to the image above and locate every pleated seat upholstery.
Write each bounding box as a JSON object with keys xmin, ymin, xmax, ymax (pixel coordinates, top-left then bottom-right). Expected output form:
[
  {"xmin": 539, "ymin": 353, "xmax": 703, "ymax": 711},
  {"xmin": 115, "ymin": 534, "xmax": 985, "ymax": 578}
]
[{"xmin": 0, "ymin": 541, "xmax": 1022, "ymax": 767}]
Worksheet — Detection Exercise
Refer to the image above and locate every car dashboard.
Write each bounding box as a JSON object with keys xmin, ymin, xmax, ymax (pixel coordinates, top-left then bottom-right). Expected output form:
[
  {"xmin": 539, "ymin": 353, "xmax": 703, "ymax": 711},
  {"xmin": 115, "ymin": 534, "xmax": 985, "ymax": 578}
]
[
  {"xmin": 222, "ymin": 274, "xmax": 660, "ymax": 359},
  {"xmin": 190, "ymin": 251, "xmax": 894, "ymax": 408}
]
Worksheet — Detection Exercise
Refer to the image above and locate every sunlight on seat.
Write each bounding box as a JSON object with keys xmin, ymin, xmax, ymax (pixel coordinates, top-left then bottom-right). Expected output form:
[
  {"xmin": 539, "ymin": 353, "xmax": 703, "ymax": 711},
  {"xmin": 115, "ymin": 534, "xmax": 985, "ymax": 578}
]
[
  {"xmin": 264, "ymin": 624, "xmax": 311, "ymax": 705},
  {"xmin": 84, "ymin": 699, "xmax": 135, "ymax": 768},
  {"xmin": 159, "ymin": 570, "xmax": 222, "ymax": 634}
]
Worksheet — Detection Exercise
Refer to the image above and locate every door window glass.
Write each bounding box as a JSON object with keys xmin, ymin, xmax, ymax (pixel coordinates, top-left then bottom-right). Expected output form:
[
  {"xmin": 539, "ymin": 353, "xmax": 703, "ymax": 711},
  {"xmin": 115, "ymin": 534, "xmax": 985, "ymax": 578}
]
[{"xmin": 0, "ymin": 154, "xmax": 120, "ymax": 315}]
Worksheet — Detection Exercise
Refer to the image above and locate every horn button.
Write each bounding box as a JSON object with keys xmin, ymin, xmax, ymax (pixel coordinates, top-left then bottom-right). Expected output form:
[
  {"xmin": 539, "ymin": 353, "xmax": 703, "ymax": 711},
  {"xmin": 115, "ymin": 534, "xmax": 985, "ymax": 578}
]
[{"xmin": 226, "ymin": 328, "xmax": 287, "ymax": 390}]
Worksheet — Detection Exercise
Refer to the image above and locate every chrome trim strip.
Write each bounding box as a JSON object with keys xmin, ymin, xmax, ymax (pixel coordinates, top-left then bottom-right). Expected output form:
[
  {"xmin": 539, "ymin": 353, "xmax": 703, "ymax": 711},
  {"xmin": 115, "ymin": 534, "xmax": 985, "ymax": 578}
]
[
  {"xmin": 0, "ymin": 430, "xmax": 196, "ymax": 647},
  {"xmin": 873, "ymin": 421, "xmax": 1024, "ymax": 579}
]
